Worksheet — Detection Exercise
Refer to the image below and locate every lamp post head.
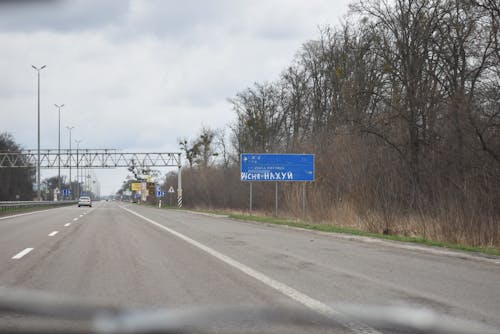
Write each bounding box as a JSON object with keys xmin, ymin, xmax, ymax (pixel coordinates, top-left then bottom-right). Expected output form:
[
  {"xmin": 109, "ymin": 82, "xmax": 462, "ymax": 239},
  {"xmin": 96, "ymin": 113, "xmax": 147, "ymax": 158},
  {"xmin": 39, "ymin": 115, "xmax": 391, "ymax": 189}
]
[{"xmin": 31, "ymin": 65, "xmax": 47, "ymax": 71}]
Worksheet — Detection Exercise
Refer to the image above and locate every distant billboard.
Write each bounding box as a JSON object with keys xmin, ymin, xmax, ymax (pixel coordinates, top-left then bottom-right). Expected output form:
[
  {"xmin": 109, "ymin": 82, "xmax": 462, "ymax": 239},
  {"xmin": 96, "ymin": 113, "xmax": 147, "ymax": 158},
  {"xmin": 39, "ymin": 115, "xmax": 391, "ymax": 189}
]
[
  {"xmin": 241, "ymin": 154, "xmax": 314, "ymax": 182},
  {"xmin": 131, "ymin": 182, "xmax": 142, "ymax": 192}
]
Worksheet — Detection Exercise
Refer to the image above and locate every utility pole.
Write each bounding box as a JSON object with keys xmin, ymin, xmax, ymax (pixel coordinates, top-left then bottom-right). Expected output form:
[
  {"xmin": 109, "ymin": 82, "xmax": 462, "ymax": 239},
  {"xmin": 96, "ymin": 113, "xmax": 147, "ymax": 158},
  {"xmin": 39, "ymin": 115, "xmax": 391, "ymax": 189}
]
[
  {"xmin": 54, "ymin": 104, "xmax": 64, "ymax": 194},
  {"xmin": 32, "ymin": 65, "xmax": 46, "ymax": 201},
  {"xmin": 66, "ymin": 126, "xmax": 74, "ymax": 199},
  {"xmin": 75, "ymin": 139, "xmax": 82, "ymax": 198}
]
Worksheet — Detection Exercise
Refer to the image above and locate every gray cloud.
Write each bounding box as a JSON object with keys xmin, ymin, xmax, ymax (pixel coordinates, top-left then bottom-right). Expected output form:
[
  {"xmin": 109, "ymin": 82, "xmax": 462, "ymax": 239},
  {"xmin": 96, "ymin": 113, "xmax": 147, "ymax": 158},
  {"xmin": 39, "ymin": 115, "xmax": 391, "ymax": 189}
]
[
  {"xmin": 0, "ymin": 0, "xmax": 129, "ymax": 33},
  {"xmin": 0, "ymin": 0, "xmax": 351, "ymax": 193}
]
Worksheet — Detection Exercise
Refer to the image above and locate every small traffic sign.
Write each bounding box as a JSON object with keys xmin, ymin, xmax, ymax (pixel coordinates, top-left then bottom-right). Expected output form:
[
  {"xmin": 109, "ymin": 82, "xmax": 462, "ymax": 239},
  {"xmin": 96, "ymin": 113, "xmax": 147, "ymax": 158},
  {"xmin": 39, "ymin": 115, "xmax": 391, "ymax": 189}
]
[{"xmin": 168, "ymin": 186, "xmax": 175, "ymax": 193}]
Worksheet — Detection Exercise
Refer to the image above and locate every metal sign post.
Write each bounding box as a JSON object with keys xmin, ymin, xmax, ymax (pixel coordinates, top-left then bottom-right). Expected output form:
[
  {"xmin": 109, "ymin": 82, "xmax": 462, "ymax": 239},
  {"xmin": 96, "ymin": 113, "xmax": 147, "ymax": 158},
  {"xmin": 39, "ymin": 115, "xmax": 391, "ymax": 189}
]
[
  {"xmin": 249, "ymin": 183, "xmax": 253, "ymax": 215},
  {"xmin": 275, "ymin": 182, "xmax": 278, "ymax": 217},
  {"xmin": 302, "ymin": 182, "xmax": 306, "ymax": 220}
]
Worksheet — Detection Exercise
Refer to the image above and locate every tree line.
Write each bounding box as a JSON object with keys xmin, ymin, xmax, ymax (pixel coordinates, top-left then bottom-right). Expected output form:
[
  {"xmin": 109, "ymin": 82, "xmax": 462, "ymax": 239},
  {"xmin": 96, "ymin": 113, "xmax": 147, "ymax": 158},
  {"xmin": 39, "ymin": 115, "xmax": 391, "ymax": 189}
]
[
  {"xmin": 0, "ymin": 132, "xmax": 35, "ymax": 201},
  {"xmin": 0, "ymin": 132, "xmax": 100, "ymax": 201},
  {"xmin": 166, "ymin": 0, "xmax": 499, "ymax": 247}
]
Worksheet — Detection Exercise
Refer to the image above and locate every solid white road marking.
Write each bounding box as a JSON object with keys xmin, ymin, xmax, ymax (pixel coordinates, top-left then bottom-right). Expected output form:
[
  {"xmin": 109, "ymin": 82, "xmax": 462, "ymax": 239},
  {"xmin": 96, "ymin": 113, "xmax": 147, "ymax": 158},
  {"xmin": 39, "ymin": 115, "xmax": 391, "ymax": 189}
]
[
  {"xmin": 64, "ymin": 223, "xmax": 71, "ymax": 227},
  {"xmin": 120, "ymin": 206, "xmax": 380, "ymax": 334},
  {"xmin": 0, "ymin": 209, "xmax": 53, "ymax": 221},
  {"xmin": 48, "ymin": 231, "xmax": 59, "ymax": 237},
  {"xmin": 12, "ymin": 248, "xmax": 34, "ymax": 259},
  {"xmin": 73, "ymin": 218, "xmax": 78, "ymax": 221}
]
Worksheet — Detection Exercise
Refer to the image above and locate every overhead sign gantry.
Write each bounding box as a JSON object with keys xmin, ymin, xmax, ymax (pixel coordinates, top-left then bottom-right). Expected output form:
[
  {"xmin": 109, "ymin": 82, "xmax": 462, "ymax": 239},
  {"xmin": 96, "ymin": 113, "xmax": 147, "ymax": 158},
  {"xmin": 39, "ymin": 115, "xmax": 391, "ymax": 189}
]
[
  {"xmin": 0, "ymin": 149, "xmax": 181, "ymax": 168},
  {"xmin": 0, "ymin": 149, "xmax": 184, "ymax": 207}
]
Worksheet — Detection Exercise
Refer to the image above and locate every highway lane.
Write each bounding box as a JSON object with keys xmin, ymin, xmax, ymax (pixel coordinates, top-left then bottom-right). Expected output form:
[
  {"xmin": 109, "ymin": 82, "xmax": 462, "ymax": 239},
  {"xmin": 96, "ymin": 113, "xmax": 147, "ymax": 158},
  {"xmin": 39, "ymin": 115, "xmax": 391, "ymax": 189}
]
[
  {"xmin": 0, "ymin": 205, "xmax": 93, "ymax": 262},
  {"xmin": 0, "ymin": 201, "xmax": 499, "ymax": 333},
  {"xmin": 0, "ymin": 202, "xmax": 337, "ymax": 333},
  {"xmin": 121, "ymin": 204, "xmax": 500, "ymax": 330}
]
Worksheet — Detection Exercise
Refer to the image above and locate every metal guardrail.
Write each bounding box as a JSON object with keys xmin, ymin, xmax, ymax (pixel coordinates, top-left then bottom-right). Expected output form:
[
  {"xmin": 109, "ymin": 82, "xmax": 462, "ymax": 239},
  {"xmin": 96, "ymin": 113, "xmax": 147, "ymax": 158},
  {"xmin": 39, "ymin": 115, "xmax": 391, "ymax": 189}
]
[{"xmin": 0, "ymin": 201, "xmax": 77, "ymax": 214}]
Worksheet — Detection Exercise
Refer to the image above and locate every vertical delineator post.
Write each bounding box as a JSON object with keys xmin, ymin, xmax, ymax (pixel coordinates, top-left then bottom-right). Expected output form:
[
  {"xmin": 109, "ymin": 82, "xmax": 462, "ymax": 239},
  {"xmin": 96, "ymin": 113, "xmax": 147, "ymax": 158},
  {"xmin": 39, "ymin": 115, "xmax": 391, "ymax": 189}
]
[{"xmin": 177, "ymin": 153, "xmax": 182, "ymax": 208}]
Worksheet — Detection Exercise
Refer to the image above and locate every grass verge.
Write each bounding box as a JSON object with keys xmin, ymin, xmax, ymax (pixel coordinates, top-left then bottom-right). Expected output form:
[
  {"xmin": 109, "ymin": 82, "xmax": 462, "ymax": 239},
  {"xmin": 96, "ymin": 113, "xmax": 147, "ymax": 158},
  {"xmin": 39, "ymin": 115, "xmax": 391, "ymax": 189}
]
[
  {"xmin": 150, "ymin": 205, "xmax": 500, "ymax": 257},
  {"xmin": 227, "ymin": 213, "xmax": 500, "ymax": 257}
]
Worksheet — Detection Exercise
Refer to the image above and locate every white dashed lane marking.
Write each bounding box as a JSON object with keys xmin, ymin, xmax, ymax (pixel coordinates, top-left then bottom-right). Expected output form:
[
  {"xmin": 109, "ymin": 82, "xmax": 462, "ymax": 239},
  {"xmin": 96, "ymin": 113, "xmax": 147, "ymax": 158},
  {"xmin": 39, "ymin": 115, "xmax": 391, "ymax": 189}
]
[
  {"xmin": 12, "ymin": 248, "xmax": 34, "ymax": 259},
  {"xmin": 48, "ymin": 231, "xmax": 59, "ymax": 237},
  {"xmin": 73, "ymin": 218, "xmax": 78, "ymax": 221},
  {"xmin": 64, "ymin": 223, "xmax": 71, "ymax": 227}
]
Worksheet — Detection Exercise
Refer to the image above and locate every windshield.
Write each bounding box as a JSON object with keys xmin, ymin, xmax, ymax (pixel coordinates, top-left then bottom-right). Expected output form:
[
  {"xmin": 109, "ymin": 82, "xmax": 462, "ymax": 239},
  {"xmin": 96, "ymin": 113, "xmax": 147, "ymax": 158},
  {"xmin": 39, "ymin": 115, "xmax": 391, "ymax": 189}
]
[{"xmin": 0, "ymin": 1, "xmax": 499, "ymax": 333}]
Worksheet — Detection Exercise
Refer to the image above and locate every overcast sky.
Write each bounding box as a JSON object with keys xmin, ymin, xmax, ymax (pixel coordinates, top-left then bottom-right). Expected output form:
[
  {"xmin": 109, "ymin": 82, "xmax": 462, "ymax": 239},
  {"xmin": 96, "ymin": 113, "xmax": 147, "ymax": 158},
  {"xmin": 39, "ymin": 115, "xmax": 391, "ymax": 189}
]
[{"xmin": 1, "ymin": 0, "xmax": 351, "ymax": 195}]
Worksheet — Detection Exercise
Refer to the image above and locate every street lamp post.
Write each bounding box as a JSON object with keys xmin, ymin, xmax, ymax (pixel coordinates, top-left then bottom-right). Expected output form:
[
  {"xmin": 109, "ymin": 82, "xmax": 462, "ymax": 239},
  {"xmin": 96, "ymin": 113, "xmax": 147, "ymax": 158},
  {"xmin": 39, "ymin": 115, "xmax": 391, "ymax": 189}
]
[
  {"xmin": 66, "ymin": 126, "xmax": 74, "ymax": 199},
  {"xmin": 32, "ymin": 65, "xmax": 46, "ymax": 201},
  {"xmin": 54, "ymin": 104, "xmax": 64, "ymax": 195},
  {"xmin": 75, "ymin": 139, "xmax": 82, "ymax": 198}
]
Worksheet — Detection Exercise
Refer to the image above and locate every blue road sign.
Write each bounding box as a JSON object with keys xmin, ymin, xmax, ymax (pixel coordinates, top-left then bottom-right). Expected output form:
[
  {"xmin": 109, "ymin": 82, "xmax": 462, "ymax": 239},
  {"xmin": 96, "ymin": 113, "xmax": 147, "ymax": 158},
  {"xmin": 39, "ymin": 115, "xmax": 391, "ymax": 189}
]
[
  {"xmin": 241, "ymin": 154, "xmax": 315, "ymax": 182},
  {"xmin": 156, "ymin": 191, "xmax": 166, "ymax": 197},
  {"xmin": 62, "ymin": 189, "xmax": 71, "ymax": 196}
]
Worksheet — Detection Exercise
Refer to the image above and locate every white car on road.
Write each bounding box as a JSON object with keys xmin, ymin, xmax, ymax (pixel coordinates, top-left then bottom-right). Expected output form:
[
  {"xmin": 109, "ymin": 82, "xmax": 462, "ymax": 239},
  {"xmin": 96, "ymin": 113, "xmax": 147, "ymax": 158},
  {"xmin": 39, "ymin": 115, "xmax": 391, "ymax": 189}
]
[{"xmin": 78, "ymin": 196, "xmax": 92, "ymax": 207}]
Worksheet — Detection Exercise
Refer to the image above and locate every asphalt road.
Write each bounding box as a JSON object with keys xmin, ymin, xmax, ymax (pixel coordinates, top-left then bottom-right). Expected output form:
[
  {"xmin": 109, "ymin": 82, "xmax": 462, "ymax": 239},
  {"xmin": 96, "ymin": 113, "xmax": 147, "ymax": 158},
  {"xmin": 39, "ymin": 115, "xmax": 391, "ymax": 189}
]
[{"xmin": 0, "ymin": 201, "xmax": 499, "ymax": 333}]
